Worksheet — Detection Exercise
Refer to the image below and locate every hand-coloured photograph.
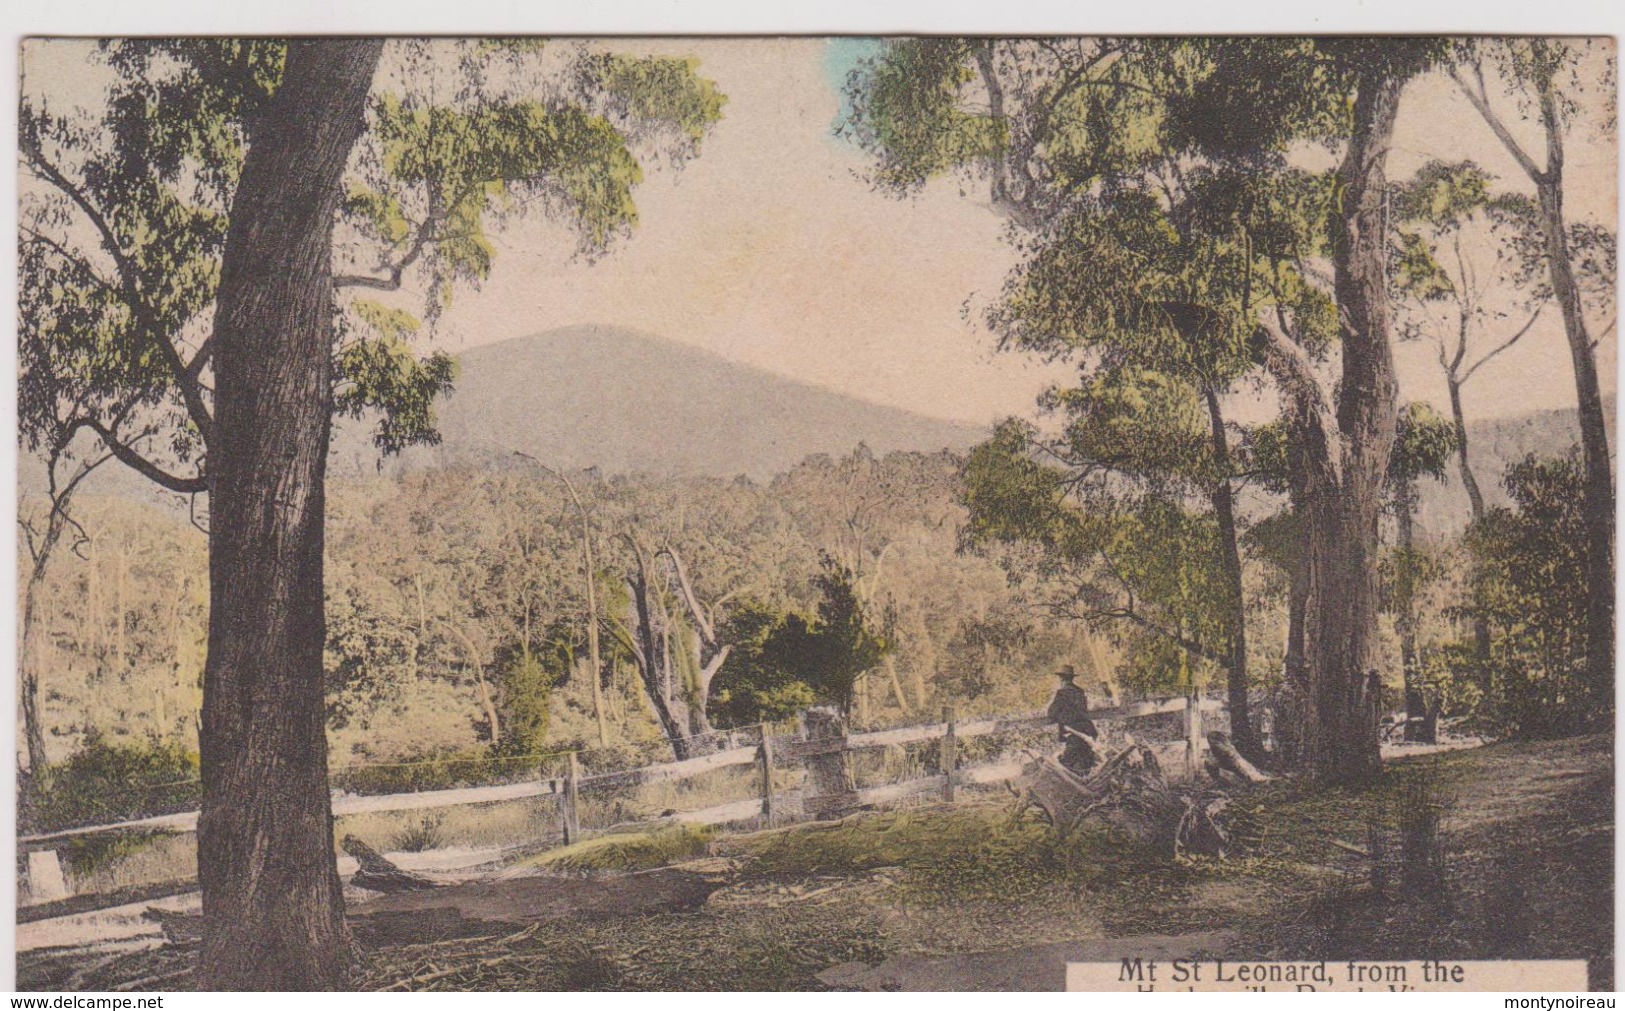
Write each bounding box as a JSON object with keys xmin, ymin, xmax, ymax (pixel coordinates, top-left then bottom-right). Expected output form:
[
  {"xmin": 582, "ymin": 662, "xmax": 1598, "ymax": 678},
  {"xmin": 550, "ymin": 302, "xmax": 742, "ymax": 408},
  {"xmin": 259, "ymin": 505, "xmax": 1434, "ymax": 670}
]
[{"xmin": 12, "ymin": 35, "xmax": 1617, "ymax": 991}]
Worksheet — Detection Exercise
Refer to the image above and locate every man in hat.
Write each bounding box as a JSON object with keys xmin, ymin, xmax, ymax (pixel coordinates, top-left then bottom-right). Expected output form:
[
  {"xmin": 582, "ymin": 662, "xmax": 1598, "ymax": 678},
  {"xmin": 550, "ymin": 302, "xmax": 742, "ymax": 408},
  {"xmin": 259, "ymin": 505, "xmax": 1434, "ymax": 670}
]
[{"xmin": 1047, "ymin": 665, "xmax": 1100, "ymax": 775}]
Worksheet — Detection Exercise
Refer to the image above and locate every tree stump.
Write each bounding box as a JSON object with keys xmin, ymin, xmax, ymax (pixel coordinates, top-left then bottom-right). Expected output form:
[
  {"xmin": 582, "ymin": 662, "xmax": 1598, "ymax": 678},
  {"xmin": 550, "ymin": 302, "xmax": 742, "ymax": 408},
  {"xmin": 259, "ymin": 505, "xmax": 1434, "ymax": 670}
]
[{"xmin": 1014, "ymin": 744, "xmax": 1177, "ymax": 843}]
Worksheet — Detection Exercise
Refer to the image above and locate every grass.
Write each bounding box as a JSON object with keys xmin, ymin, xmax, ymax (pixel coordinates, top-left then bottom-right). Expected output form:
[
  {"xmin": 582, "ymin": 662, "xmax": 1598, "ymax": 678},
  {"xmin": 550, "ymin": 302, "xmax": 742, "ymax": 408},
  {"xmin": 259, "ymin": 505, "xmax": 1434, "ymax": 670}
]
[
  {"xmin": 519, "ymin": 824, "xmax": 716, "ymax": 873},
  {"xmin": 391, "ymin": 815, "xmax": 448, "ymax": 853},
  {"xmin": 29, "ymin": 758, "xmax": 776, "ymax": 897},
  {"xmin": 20, "ymin": 734, "xmax": 1613, "ymax": 992}
]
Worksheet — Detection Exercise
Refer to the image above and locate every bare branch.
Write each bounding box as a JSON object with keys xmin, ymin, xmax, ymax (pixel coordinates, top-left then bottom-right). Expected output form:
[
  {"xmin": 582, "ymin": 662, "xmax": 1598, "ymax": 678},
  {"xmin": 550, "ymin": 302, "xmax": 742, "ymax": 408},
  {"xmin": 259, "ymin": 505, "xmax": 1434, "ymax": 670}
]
[
  {"xmin": 334, "ymin": 217, "xmax": 438, "ymax": 291},
  {"xmin": 67, "ymin": 417, "xmax": 207, "ymax": 493},
  {"xmin": 1450, "ymin": 62, "xmax": 1547, "ymax": 185},
  {"xmin": 1461, "ymin": 302, "xmax": 1547, "ymax": 385},
  {"xmin": 659, "ymin": 545, "xmax": 717, "ymax": 646}
]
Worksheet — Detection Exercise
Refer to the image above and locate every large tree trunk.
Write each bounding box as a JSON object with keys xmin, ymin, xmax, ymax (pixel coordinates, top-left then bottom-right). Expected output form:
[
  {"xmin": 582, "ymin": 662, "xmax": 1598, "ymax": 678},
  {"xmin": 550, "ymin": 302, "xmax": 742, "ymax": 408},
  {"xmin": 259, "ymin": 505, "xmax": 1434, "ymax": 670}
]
[
  {"xmin": 196, "ymin": 39, "xmax": 381, "ymax": 991},
  {"xmin": 1457, "ymin": 51, "xmax": 1614, "ymax": 716},
  {"xmin": 1274, "ymin": 65, "xmax": 1415, "ymax": 785},
  {"xmin": 1203, "ymin": 387, "xmax": 1260, "ymax": 762},
  {"xmin": 1278, "ymin": 538, "xmax": 1310, "ymax": 764},
  {"xmin": 20, "ymin": 558, "xmax": 54, "ymax": 776},
  {"xmin": 1533, "ymin": 105, "xmax": 1613, "ymax": 708}
]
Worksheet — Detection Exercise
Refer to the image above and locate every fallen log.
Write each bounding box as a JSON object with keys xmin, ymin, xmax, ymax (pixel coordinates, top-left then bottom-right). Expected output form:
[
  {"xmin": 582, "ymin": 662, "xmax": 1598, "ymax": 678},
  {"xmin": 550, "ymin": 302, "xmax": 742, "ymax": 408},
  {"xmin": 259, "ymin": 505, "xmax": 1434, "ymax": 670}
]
[
  {"xmin": 140, "ymin": 907, "xmax": 203, "ymax": 945},
  {"xmin": 1205, "ymin": 730, "xmax": 1271, "ymax": 783},
  {"xmin": 342, "ymin": 835, "xmax": 440, "ymax": 893}
]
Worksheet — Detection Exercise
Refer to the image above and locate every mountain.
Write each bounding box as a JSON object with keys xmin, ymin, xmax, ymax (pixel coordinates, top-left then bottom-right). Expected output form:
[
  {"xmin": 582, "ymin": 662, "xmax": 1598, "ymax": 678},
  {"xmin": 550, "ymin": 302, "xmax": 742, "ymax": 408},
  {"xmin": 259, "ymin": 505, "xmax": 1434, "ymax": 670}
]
[
  {"xmin": 20, "ymin": 323, "xmax": 1610, "ymax": 529},
  {"xmin": 328, "ymin": 325, "xmax": 986, "ymax": 482},
  {"xmin": 1411, "ymin": 398, "xmax": 1615, "ymax": 540}
]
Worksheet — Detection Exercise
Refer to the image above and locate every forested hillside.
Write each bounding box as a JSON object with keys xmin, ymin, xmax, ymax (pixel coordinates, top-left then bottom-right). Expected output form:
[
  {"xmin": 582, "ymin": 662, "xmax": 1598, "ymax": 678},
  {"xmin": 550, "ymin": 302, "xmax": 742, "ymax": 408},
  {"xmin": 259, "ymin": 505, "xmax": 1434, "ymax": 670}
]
[{"xmin": 18, "ymin": 448, "xmax": 1118, "ymax": 772}]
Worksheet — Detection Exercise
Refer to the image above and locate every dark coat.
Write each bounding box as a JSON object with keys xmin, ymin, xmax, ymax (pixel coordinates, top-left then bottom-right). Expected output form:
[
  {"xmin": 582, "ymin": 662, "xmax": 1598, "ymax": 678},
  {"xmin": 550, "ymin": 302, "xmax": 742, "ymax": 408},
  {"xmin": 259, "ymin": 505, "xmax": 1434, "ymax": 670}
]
[{"xmin": 1047, "ymin": 683, "xmax": 1097, "ymax": 740}]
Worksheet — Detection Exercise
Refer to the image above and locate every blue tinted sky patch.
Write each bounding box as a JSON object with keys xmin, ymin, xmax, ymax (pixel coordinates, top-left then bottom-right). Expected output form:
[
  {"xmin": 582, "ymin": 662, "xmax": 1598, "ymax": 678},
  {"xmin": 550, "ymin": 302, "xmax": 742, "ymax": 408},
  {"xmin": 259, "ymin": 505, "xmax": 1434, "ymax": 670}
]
[{"xmin": 823, "ymin": 37, "xmax": 883, "ymax": 140}]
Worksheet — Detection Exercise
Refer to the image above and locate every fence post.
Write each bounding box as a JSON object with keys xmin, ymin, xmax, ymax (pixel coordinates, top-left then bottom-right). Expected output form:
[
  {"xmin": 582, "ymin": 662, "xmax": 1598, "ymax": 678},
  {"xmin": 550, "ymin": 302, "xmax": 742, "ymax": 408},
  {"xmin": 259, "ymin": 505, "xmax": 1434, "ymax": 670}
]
[
  {"xmin": 757, "ymin": 728, "xmax": 776, "ymax": 829},
  {"xmin": 941, "ymin": 705, "xmax": 958, "ymax": 802},
  {"xmin": 798, "ymin": 707, "xmax": 858, "ymax": 820},
  {"xmin": 562, "ymin": 751, "xmax": 581, "ymax": 845},
  {"xmin": 1185, "ymin": 693, "xmax": 1204, "ymax": 779},
  {"xmin": 24, "ymin": 850, "xmax": 69, "ymax": 905}
]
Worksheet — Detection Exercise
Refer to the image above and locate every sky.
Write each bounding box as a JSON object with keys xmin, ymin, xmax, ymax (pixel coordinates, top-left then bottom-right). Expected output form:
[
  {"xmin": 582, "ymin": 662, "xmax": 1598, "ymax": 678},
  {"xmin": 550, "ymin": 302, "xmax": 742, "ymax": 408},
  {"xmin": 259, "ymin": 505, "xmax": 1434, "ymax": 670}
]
[
  {"xmin": 20, "ymin": 37, "xmax": 1620, "ymax": 428},
  {"xmin": 434, "ymin": 37, "xmax": 1619, "ymax": 427}
]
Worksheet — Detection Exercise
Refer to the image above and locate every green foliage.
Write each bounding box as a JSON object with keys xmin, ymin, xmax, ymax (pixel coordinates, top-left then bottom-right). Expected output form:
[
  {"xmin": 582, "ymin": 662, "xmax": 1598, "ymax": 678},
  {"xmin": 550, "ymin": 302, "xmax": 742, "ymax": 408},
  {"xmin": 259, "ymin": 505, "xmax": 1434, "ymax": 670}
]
[
  {"xmin": 576, "ymin": 53, "xmax": 728, "ymax": 151},
  {"xmin": 841, "ymin": 39, "xmax": 1000, "ymax": 191},
  {"xmin": 26, "ymin": 729, "xmax": 199, "ymax": 834},
  {"xmin": 802, "ymin": 555, "xmax": 890, "ymax": 715},
  {"xmin": 1464, "ymin": 451, "xmax": 1596, "ymax": 736},
  {"xmin": 712, "ymin": 559, "xmax": 890, "ymax": 719},
  {"xmin": 330, "ymin": 747, "xmax": 514, "ymax": 796},
  {"xmin": 1388, "ymin": 402, "xmax": 1460, "ymax": 490},
  {"xmin": 496, "ymin": 648, "xmax": 558, "ymax": 757},
  {"xmin": 21, "ymin": 38, "xmax": 727, "ymax": 495},
  {"xmin": 1394, "ymin": 159, "xmax": 1494, "ymax": 232},
  {"xmin": 334, "ymin": 302, "xmax": 458, "ymax": 454},
  {"xmin": 325, "ymin": 581, "xmax": 420, "ymax": 731},
  {"xmin": 1158, "ymin": 38, "xmax": 1353, "ymax": 158},
  {"xmin": 364, "ymin": 94, "xmax": 640, "ymax": 265},
  {"xmin": 710, "ymin": 600, "xmax": 818, "ymax": 727},
  {"xmin": 962, "ymin": 421, "xmax": 1228, "ymax": 695}
]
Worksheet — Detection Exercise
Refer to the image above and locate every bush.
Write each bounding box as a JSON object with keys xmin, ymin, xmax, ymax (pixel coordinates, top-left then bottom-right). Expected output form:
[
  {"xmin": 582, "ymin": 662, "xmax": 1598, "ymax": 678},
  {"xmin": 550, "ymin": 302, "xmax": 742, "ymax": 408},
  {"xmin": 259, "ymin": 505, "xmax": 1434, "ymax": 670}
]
[
  {"xmin": 331, "ymin": 746, "xmax": 519, "ymax": 796},
  {"xmin": 391, "ymin": 814, "xmax": 446, "ymax": 853},
  {"xmin": 26, "ymin": 729, "xmax": 200, "ymax": 834}
]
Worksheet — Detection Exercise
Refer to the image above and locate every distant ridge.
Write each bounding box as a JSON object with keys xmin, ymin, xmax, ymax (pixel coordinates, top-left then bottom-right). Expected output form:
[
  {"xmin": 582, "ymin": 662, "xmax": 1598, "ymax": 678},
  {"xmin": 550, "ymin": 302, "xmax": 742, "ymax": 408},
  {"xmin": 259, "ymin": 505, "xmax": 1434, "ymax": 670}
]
[
  {"xmin": 1411, "ymin": 397, "xmax": 1615, "ymax": 541},
  {"xmin": 18, "ymin": 323, "xmax": 1612, "ymax": 531},
  {"xmin": 327, "ymin": 324, "xmax": 987, "ymax": 482}
]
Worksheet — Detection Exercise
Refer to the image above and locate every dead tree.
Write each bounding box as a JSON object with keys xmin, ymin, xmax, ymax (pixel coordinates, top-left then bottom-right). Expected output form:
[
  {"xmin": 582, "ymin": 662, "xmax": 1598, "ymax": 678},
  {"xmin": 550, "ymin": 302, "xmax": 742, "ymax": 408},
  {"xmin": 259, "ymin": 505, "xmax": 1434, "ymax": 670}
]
[
  {"xmin": 619, "ymin": 534, "xmax": 703, "ymax": 759},
  {"xmin": 660, "ymin": 545, "xmax": 735, "ymax": 728}
]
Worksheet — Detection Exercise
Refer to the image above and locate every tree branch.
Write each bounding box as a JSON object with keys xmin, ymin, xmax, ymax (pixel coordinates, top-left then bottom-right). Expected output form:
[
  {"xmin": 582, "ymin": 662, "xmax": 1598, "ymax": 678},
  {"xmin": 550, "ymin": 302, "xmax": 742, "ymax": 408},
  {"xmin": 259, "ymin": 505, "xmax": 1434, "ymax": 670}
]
[
  {"xmin": 1056, "ymin": 597, "xmax": 1225, "ymax": 667},
  {"xmin": 972, "ymin": 43, "xmax": 1042, "ymax": 230},
  {"xmin": 659, "ymin": 545, "xmax": 717, "ymax": 646},
  {"xmin": 1254, "ymin": 311, "xmax": 1341, "ymax": 486},
  {"xmin": 66, "ymin": 417, "xmax": 207, "ymax": 493},
  {"xmin": 21, "ymin": 226, "xmax": 118, "ymax": 293},
  {"xmin": 334, "ymin": 218, "xmax": 437, "ymax": 291},
  {"xmin": 24, "ymin": 140, "xmax": 216, "ymax": 445},
  {"xmin": 1450, "ymin": 62, "xmax": 1547, "ymax": 185},
  {"xmin": 1461, "ymin": 302, "xmax": 1546, "ymax": 385}
]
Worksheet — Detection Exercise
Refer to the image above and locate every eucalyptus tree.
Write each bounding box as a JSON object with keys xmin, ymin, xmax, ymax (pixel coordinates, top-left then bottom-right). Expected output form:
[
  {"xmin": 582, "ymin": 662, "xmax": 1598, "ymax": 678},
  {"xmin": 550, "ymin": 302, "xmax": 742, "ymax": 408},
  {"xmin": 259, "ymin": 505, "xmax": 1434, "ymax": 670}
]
[
  {"xmin": 1383, "ymin": 403, "xmax": 1459, "ymax": 743},
  {"xmin": 1390, "ymin": 160, "xmax": 1552, "ymax": 524},
  {"xmin": 1451, "ymin": 39, "xmax": 1617, "ymax": 703},
  {"xmin": 20, "ymin": 38, "xmax": 723, "ymax": 988},
  {"xmin": 849, "ymin": 37, "xmax": 1446, "ymax": 782},
  {"xmin": 1389, "ymin": 159, "xmax": 1555, "ymax": 673},
  {"xmin": 847, "ymin": 38, "xmax": 1342, "ymax": 762}
]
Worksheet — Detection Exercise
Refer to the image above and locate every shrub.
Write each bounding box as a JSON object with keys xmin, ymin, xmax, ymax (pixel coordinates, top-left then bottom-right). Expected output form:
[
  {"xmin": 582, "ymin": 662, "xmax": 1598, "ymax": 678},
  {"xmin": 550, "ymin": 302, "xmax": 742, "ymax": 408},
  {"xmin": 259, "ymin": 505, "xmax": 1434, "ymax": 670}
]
[
  {"xmin": 26, "ymin": 729, "xmax": 200, "ymax": 834},
  {"xmin": 391, "ymin": 814, "xmax": 446, "ymax": 853}
]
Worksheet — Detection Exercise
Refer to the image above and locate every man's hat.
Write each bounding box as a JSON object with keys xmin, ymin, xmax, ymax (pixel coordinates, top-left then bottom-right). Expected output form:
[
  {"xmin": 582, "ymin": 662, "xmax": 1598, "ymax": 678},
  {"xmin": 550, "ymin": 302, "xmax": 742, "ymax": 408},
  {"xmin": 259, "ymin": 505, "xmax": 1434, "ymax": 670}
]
[{"xmin": 1053, "ymin": 664, "xmax": 1078, "ymax": 681}]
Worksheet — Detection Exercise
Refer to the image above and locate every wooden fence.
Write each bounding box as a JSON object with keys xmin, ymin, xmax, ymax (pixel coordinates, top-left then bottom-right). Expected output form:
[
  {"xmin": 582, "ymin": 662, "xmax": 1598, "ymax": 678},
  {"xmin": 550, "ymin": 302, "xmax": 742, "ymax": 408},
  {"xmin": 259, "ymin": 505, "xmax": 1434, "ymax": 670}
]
[{"xmin": 17, "ymin": 694, "xmax": 1224, "ymax": 908}]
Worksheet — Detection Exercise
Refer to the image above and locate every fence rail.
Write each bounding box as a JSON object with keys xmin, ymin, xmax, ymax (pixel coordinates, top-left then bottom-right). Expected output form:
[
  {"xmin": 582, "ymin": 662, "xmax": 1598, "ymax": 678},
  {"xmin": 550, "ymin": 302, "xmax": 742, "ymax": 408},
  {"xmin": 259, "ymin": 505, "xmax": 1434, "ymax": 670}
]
[{"xmin": 18, "ymin": 694, "xmax": 1225, "ymax": 907}]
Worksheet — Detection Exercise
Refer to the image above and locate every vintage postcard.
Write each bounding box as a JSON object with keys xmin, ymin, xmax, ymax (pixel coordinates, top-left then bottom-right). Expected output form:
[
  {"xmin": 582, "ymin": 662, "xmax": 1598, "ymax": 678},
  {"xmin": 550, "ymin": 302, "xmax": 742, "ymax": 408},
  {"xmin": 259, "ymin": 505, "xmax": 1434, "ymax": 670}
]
[{"xmin": 11, "ymin": 35, "xmax": 1618, "ymax": 991}]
